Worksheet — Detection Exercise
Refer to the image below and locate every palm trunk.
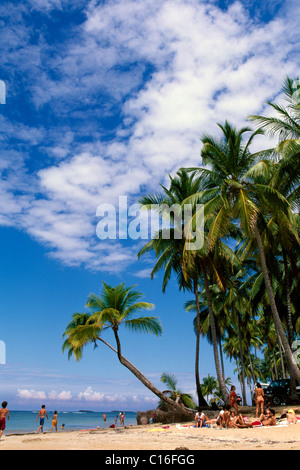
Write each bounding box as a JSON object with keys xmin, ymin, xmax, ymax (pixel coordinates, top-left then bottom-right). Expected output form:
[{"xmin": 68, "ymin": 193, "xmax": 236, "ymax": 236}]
[
  {"xmin": 219, "ymin": 338, "xmax": 225, "ymax": 379},
  {"xmin": 273, "ymin": 351, "xmax": 278, "ymax": 380},
  {"xmin": 248, "ymin": 350, "xmax": 256, "ymax": 386},
  {"xmin": 252, "ymin": 223, "xmax": 300, "ymax": 382},
  {"xmin": 105, "ymin": 333, "xmax": 195, "ymax": 417},
  {"xmin": 194, "ymin": 280, "xmax": 208, "ymax": 407},
  {"xmin": 237, "ymin": 310, "xmax": 247, "ymax": 406},
  {"xmin": 201, "ymin": 264, "xmax": 229, "ymax": 403},
  {"xmin": 278, "ymin": 336, "xmax": 286, "ymax": 379},
  {"xmin": 282, "ymin": 247, "xmax": 294, "ymax": 346}
]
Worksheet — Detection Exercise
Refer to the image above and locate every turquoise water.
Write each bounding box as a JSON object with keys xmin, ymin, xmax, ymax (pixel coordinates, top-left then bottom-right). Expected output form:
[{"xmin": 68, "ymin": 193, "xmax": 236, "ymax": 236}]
[{"xmin": 4, "ymin": 411, "xmax": 137, "ymax": 434}]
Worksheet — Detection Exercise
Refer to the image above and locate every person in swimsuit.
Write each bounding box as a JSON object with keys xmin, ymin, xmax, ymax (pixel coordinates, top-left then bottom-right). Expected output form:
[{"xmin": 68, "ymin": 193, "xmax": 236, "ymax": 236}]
[
  {"xmin": 229, "ymin": 386, "xmax": 238, "ymax": 416},
  {"xmin": 255, "ymin": 383, "xmax": 265, "ymax": 418},
  {"xmin": 194, "ymin": 409, "xmax": 210, "ymax": 428},
  {"xmin": 0, "ymin": 401, "xmax": 9, "ymax": 439},
  {"xmin": 51, "ymin": 411, "xmax": 58, "ymax": 432},
  {"xmin": 36, "ymin": 405, "xmax": 48, "ymax": 433},
  {"xmin": 120, "ymin": 412, "xmax": 125, "ymax": 426},
  {"xmin": 256, "ymin": 408, "xmax": 276, "ymax": 427},
  {"xmin": 232, "ymin": 414, "xmax": 253, "ymax": 428}
]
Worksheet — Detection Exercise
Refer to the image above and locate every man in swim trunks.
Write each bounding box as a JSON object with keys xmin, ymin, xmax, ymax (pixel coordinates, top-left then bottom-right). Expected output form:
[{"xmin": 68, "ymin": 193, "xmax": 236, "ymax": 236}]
[
  {"xmin": 258, "ymin": 408, "xmax": 276, "ymax": 426},
  {"xmin": 0, "ymin": 401, "xmax": 9, "ymax": 439},
  {"xmin": 36, "ymin": 405, "xmax": 48, "ymax": 433}
]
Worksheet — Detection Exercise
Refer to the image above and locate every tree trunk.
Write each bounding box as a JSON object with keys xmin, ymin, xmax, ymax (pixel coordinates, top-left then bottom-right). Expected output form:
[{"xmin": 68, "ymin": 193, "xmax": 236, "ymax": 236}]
[
  {"xmin": 280, "ymin": 249, "xmax": 299, "ymax": 400},
  {"xmin": 219, "ymin": 338, "xmax": 225, "ymax": 380},
  {"xmin": 252, "ymin": 223, "xmax": 300, "ymax": 382},
  {"xmin": 282, "ymin": 247, "xmax": 294, "ymax": 346},
  {"xmin": 103, "ymin": 334, "xmax": 195, "ymax": 417},
  {"xmin": 248, "ymin": 351, "xmax": 256, "ymax": 386},
  {"xmin": 201, "ymin": 264, "xmax": 229, "ymax": 403},
  {"xmin": 237, "ymin": 310, "xmax": 247, "ymax": 406},
  {"xmin": 194, "ymin": 280, "xmax": 208, "ymax": 407}
]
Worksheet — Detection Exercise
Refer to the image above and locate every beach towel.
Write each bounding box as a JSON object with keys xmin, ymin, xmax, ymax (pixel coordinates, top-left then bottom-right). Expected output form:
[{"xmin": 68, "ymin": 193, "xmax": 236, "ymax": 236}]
[
  {"xmin": 147, "ymin": 427, "xmax": 169, "ymax": 432},
  {"xmin": 176, "ymin": 424, "xmax": 196, "ymax": 429}
]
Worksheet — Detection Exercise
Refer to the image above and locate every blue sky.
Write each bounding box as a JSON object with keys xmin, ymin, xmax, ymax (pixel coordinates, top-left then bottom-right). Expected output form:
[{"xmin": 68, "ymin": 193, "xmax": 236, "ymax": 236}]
[{"xmin": 0, "ymin": 0, "xmax": 299, "ymax": 411}]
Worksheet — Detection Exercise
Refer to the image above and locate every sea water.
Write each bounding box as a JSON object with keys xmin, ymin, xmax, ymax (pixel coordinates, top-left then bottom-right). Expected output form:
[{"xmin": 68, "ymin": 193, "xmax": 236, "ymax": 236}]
[{"xmin": 5, "ymin": 410, "xmax": 137, "ymax": 434}]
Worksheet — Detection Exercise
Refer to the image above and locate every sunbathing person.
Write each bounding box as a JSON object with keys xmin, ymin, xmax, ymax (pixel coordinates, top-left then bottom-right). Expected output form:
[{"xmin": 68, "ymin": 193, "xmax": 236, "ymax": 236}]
[
  {"xmin": 232, "ymin": 414, "xmax": 253, "ymax": 428},
  {"xmin": 286, "ymin": 409, "xmax": 298, "ymax": 424},
  {"xmin": 257, "ymin": 408, "xmax": 276, "ymax": 426},
  {"xmin": 195, "ymin": 409, "xmax": 210, "ymax": 428},
  {"xmin": 229, "ymin": 411, "xmax": 276, "ymax": 429},
  {"xmin": 215, "ymin": 405, "xmax": 232, "ymax": 429},
  {"xmin": 228, "ymin": 410, "xmax": 240, "ymax": 428}
]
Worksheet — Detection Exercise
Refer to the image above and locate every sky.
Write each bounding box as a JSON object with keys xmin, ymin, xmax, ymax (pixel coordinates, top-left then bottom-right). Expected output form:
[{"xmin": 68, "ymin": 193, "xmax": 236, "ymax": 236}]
[{"xmin": 0, "ymin": 0, "xmax": 299, "ymax": 412}]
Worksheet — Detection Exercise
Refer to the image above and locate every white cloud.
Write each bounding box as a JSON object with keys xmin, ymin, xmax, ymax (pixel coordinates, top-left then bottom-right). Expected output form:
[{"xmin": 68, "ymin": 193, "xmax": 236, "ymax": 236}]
[
  {"xmin": 77, "ymin": 386, "xmax": 126, "ymax": 403},
  {"xmin": 0, "ymin": 0, "xmax": 299, "ymax": 272},
  {"xmin": 17, "ymin": 389, "xmax": 47, "ymax": 400},
  {"xmin": 48, "ymin": 390, "xmax": 73, "ymax": 401}
]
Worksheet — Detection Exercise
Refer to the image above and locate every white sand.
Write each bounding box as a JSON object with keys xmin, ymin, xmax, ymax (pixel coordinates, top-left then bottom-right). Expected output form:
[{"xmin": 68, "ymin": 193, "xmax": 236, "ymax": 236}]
[{"xmin": 1, "ymin": 420, "xmax": 300, "ymax": 450}]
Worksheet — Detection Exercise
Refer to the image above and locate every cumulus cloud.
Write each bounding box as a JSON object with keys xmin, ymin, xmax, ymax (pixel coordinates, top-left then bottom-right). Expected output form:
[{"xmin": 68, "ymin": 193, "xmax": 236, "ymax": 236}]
[
  {"xmin": 17, "ymin": 389, "xmax": 47, "ymax": 400},
  {"xmin": 77, "ymin": 386, "xmax": 126, "ymax": 403},
  {"xmin": 17, "ymin": 389, "xmax": 73, "ymax": 401},
  {"xmin": 0, "ymin": 0, "xmax": 299, "ymax": 272}
]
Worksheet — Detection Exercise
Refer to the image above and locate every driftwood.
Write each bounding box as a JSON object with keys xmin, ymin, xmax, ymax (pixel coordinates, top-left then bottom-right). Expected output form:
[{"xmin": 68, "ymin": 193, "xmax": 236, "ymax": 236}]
[
  {"xmin": 136, "ymin": 406, "xmax": 219, "ymax": 425},
  {"xmin": 135, "ymin": 409, "xmax": 193, "ymax": 425}
]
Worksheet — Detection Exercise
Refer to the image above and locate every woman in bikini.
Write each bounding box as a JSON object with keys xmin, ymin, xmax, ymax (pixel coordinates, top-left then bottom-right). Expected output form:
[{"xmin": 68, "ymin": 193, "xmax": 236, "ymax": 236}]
[
  {"xmin": 229, "ymin": 386, "xmax": 238, "ymax": 416},
  {"xmin": 255, "ymin": 383, "xmax": 265, "ymax": 418},
  {"xmin": 51, "ymin": 411, "xmax": 58, "ymax": 432}
]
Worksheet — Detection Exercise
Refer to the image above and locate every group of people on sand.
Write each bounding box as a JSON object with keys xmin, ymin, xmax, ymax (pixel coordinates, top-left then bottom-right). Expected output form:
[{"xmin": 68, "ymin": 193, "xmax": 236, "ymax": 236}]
[{"xmin": 194, "ymin": 382, "xmax": 300, "ymax": 430}]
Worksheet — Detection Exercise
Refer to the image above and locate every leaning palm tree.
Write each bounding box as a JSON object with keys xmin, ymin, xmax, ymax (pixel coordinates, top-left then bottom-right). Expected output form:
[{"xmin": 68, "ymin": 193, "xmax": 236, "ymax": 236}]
[{"xmin": 63, "ymin": 282, "xmax": 194, "ymax": 417}]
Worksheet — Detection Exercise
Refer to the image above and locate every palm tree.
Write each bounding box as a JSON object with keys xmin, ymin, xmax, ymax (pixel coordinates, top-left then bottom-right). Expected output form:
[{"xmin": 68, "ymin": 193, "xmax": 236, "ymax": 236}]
[
  {"xmin": 138, "ymin": 169, "xmax": 208, "ymax": 407},
  {"xmin": 201, "ymin": 374, "xmax": 219, "ymax": 403},
  {"xmin": 158, "ymin": 373, "xmax": 197, "ymax": 410},
  {"xmin": 249, "ymin": 76, "xmax": 300, "ymax": 141},
  {"xmin": 63, "ymin": 282, "xmax": 194, "ymax": 417},
  {"xmin": 185, "ymin": 121, "xmax": 300, "ymax": 383},
  {"xmin": 138, "ymin": 169, "xmax": 236, "ymax": 404}
]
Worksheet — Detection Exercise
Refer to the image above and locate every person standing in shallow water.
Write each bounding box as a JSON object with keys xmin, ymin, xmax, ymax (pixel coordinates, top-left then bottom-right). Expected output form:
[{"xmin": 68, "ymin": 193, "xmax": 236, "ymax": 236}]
[
  {"xmin": 120, "ymin": 412, "xmax": 125, "ymax": 426},
  {"xmin": 0, "ymin": 401, "xmax": 9, "ymax": 439}
]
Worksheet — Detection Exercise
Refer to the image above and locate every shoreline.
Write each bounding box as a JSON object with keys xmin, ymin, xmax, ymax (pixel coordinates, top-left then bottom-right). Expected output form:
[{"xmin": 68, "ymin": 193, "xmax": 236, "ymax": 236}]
[
  {"xmin": 1, "ymin": 422, "xmax": 300, "ymax": 450},
  {"xmin": 1, "ymin": 406, "xmax": 300, "ymax": 450}
]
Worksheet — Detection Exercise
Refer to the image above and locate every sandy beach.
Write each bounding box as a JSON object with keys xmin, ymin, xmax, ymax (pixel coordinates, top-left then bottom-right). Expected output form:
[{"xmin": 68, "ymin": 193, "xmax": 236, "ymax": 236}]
[{"xmin": 1, "ymin": 407, "xmax": 300, "ymax": 450}]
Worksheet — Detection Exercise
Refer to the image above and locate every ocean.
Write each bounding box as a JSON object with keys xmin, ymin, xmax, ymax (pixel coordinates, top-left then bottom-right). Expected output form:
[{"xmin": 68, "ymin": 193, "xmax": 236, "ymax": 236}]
[{"xmin": 4, "ymin": 410, "xmax": 138, "ymax": 434}]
